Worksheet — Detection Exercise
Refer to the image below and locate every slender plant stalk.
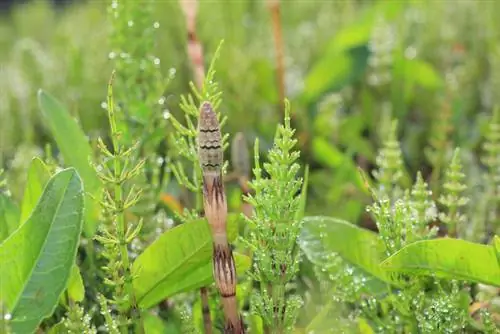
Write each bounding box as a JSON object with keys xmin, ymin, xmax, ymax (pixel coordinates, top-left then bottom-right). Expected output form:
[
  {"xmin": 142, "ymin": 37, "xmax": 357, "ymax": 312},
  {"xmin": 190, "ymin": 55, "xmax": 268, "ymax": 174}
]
[
  {"xmin": 267, "ymin": 0, "xmax": 286, "ymax": 116},
  {"xmin": 231, "ymin": 132, "xmax": 252, "ymax": 218},
  {"xmin": 198, "ymin": 102, "xmax": 245, "ymax": 333},
  {"xmin": 179, "ymin": 4, "xmax": 213, "ymax": 330},
  {"xmin": 93, "ymin": 72, "xmax": 145, "ymax": 334},
  {"xmin": 200, "ymin": 287, "xmax": 213, "ymax": 334},
  {"xmin": 180, "ymin": 0, "xmax": 205, "ymax": 89}
]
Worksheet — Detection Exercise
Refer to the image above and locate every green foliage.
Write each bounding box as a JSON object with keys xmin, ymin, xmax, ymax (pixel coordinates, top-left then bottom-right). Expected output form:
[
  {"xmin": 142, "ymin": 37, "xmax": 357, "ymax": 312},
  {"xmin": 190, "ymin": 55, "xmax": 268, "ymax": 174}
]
[
  {"xmin": 3, "ymin": 0, "xmax": 500, "ymax": 331},
  {"xmin": 66, "ymin": 265, "xmax": 85, "ymax": 303},
  {"xmin": 38, "ymin": 90, "xmax": 101, "ymax": 236},
  {"xmin": 438, "ymin": 148, "xmax": 468, "ymax": 236},
  {"xmin": 299, "ymin": 216, "xmax": 393, "ymax": 285},
  {"xmin": 132, "ymin": 216, "xmax": 246, "ymax": 309},
  {"xmin": 92, "ymin": 73, "xmax": 145, "ymax": 332},
  {"xmin": 19, "ymin": 157, "xmax": 50, "ymax": 224},
  {"xmin": 381, "ymin": 238, "xmax": 500, "ymax": 286},
  {"xmin": 0, "ymin": 192, "xmax": 20, "ymax": 244},
  {"xmin": 243, "ymin": 101, "xmax": 303, "ymax": 332},
  {"xmin": 0, "ymin": 168, "xmax": 84, "ymax": 333},
  {"xmin": 372, "ymin": 120, "xmax": 407, "ymax": 198}
]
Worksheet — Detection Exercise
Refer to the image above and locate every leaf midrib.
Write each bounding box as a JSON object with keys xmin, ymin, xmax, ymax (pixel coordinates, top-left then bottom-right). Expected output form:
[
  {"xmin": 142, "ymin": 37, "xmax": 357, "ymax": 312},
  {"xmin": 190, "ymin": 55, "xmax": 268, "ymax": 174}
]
[{"xmin": 11, "ymin": 172, "xmax": 73, "ymax": 316}]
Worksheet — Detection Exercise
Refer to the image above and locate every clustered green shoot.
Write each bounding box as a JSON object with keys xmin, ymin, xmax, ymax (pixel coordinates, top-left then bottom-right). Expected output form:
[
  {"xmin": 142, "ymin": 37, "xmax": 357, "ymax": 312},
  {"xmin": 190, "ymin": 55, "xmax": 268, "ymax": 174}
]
[
  {"xmin": 108, "ymin": 0, "xmax": 169, "ymax": 144},
  {"xmin": 243, "ymin": 100, "xmax": 303, "ymax": 333},
  {"xmin": 372, "ymin": 120, "xmax": 406, "ymax": 201},
  {"xmin": 315, "ymin": 119, "xmax": 483, "ymax": 333},
  {"xmin": 482, "ymin": 107, "xmax": 500, "ymax": 237},
  {"xmin": 58, "ymin": 304, "xmax": 98, "ymax": 334},
  {"xmin": 438, "ymin": 148, "xmax": 468, "ymax": 237},
  {"xmin": 425, "ymin": 98, "xmax": 453, "ymax": 193},
  {"xmin": 91, "ymin": 74, "xmax": 145, "ymax": 334},
  {"xmin": 107, "ymin": 0, "xmax": 172, "ymax": 247}
]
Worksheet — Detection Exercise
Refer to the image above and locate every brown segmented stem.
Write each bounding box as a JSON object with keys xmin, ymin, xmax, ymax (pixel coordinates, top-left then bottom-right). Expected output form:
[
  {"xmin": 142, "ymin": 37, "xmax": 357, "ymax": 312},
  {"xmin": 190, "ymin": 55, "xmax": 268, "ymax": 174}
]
[
  {"xmin": 198, "ymin": 102, "xmax": 245, "ymax": 333},
  {"xmin": 198, "ymin": 102, "xmax": 223, "ymax": 173},
  {"xmin": 179, "ymin": 5, "xmax": 210, "ymax": 326}
]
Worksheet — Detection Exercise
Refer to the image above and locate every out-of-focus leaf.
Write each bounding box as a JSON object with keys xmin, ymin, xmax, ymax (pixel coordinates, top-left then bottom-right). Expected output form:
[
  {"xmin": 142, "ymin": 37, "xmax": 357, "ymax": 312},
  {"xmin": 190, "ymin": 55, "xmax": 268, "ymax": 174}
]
[
  {"xmin": 47, "ymin": 321, "xmax": 66, "ymax": 334},
  {"xmin": 305, "ymin": 0, "xmax": 404, "ymax": 103},
  {"xmin": 19, "ymin": 157, "xmax": 51, "ymax": 224},
  {"xmin": 38, "ymin": 90, "xmax": 101, "ymax": 236},
  {"xmin": 394, "ymin": 58, "xmax": 444, "ymax": 91},
  {"xmin": 299, "ymin": 216, "xmax": 396, "ymax": 285},
  {"xmin": 312, "ymin": 137, "xmax": 345, "ymax": 168},
  {"xmin": 0, "ymin": 169, "xmax": 84, "ymax": 333},
  {"xmin": 358, "ymin": 318, "xmax": 375, "ymax": 334},
  {"xmin": 144, "ymin": 312, "xmax": 168, "ymax": 334},
  {"xmin": 0, "ymin": 194, "xmax": 20, "ymax": 243},
  {"xmin": 494, "ymin": 235, "xmax": 500, "ymax": 265},
  {"xmin": 326, "ymin": 1, "xmax": 404, "ymax": 53},
  {"xmin": 132, "ymin": 216, "xmax": 243, "ymax": 309},
  {"xmin": 381, "ymin": 238, "xmax": 500, "ymax": 286},
  {"xmin": 66, "ymin": 265, "xmax": 84, "ymax": 302},
  {"xmin": 304, "ymin": 45, "xmax": 370, "ymax": 103}
]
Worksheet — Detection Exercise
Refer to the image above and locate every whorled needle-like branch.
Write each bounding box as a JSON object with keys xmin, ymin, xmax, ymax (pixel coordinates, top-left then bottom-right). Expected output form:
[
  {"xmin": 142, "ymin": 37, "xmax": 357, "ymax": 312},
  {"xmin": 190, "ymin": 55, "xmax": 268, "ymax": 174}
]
[{"xmin": 198, "ymin": 101, "xmax": 245, "ymax": 333}]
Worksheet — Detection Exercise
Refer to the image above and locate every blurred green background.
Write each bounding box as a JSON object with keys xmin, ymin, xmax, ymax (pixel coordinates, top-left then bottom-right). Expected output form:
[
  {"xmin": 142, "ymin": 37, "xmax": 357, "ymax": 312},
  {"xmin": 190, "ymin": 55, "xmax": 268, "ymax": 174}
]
[{"xmin": 1, "ymin": 0, "xmax": 500, "ymax": 228}]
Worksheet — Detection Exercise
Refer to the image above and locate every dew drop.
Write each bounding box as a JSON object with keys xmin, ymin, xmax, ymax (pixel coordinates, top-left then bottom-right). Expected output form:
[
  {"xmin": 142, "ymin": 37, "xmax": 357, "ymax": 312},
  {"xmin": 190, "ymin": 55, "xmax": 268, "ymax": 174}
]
[
  {"xmin": 108, "ymin": 51, "xmax": 116, "ymax": 60},
  {"xmin": 163, "ymin": 110, "xmax": 171, "ymax": 119},
  {"xmin": 4, "ymin": 313, "xmax": 11, "ymax": 320},
  {"xmin": 153, "ymin": 58, "xmax": 160, "ymax": 66},
  {"xmin": 158, "ymin": 97, "xmax": 165, "ymax": 105},
  {"xmin": 128, "ymin": 20, "xmax": 134, "ymax": 27},
  {"xmin": 153, "ymin": 22, "xmax": 160, "ymax": 29},
  {"xmin": 101, "ymin": 102, "xmax": 107, "ymax": 109}
]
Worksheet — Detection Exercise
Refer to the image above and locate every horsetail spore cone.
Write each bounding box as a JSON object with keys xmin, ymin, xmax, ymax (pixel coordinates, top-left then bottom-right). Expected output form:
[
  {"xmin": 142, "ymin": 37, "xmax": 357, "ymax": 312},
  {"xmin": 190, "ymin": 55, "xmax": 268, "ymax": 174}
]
[{"xmin": 197, "ymin": 101, "xmax": 245, "ymax": 333}]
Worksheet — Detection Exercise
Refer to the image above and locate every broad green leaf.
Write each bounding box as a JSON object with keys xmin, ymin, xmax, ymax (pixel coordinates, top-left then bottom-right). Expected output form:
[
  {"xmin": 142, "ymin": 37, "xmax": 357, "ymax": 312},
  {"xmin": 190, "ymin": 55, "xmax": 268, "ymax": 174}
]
[
  {"xmin": 0, "ymin": 194, "xmax": 20, "ymax": 243},
  {"xmin": 38, "ymin": 90, "xmax": 100, "ymax": 236},
  {"xmin": 132, "ymin": 216, "xmax": 243, "ymax": 309},
  {"xmin": 299, "ymin": 216, "xmax": 395, "ymax": 285},
  {"xmin": 19, "ymin": 158, "xmax": 50, "ymax": 224},
  {"xmin": 0, "ymin": 168, "xmax": 84, "ymax": 333},
  {"xmin": 66, "ymin": 265, "xmax": 84, "ymax": 302},
  {"xmin": 381, "ymin": 238, "xmax": 500, "ymax": 287}
]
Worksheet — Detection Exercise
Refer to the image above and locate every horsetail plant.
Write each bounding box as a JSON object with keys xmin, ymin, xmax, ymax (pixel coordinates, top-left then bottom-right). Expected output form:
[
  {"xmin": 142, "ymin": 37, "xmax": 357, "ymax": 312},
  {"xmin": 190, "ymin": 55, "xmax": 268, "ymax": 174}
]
[
  {"xmin": 243, "ymin": 100, "xmax": 303, "ymax": 333},
  {"xmin": 198, "ymin": 101, "xmax": 245, "ymax": 333},
  {"xmin": 91, "ymin": 72, "xmax": 145, "ymax": 334},
  {"xmin": 481, "ymin": 106, "xmax": 500, "ymax": 237},
  {"xmin": 372, "ymin": 120, "xmax": 406, "ymax": 201},
  {"xmin": 168, "ymin": 41, "xmax": 243, "ymax": 332},
  {"xmin": 438, "ymin": 148, "xmax": 468, "ymax": 237}
]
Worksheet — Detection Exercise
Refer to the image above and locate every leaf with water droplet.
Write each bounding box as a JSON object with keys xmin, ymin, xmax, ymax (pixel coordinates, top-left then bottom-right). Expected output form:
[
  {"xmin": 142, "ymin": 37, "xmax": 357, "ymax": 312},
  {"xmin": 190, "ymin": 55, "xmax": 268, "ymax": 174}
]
[
  {"xmin": 299, "ymin": 216, "xmax": 399, "ymax": 286},
  {"xmin": 381, "ymin": 238, "xmax": 500, "ymax": 287},
  {"xmin": 38, "ymin": 90, "xmax": 101, "ymax": 236}
]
